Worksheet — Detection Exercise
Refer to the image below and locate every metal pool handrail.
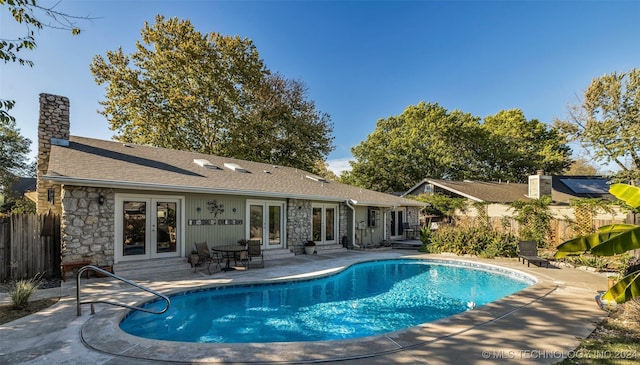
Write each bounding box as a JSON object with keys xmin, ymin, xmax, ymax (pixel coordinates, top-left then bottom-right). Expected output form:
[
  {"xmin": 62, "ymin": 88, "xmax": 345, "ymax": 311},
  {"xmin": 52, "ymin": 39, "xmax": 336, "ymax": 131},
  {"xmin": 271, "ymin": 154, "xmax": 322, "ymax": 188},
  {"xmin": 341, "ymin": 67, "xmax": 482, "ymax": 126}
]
[{"xmin": 76, "ymin": 265, "xmax": 170, "ymax": 316}]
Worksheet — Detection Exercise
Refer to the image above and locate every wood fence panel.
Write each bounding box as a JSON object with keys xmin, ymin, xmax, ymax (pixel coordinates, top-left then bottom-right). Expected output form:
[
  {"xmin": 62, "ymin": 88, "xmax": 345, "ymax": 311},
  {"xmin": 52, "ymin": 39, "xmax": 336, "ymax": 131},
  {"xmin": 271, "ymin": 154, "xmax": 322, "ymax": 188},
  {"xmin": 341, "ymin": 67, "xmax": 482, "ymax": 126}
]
[
  {"xmin": 0, "ymin": 220, "xmax": 9, "ymax": 281},
  {"xmin": 0, "ymin": 213, "xmax": 61, "ymax": 281}
]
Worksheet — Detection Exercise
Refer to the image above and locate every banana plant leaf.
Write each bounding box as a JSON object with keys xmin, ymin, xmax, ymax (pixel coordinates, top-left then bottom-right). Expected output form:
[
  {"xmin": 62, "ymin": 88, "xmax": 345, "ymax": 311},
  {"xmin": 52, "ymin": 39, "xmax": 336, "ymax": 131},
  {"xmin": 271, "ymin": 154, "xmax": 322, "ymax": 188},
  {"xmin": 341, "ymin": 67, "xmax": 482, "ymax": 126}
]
[
  {"xmin": 601, "ymin": 271, "xmax": 640, "ymax": 304},
  {"xmin": 610, "ymin": 183, "xmax": 640, "ymax": 209},
  {"xmin": 590, "ymin": 225, "xmax": 640, "ymax": 256},
  {"xmin": 554, "ymin": 224, "xmax": 637, "ymax": 258}
]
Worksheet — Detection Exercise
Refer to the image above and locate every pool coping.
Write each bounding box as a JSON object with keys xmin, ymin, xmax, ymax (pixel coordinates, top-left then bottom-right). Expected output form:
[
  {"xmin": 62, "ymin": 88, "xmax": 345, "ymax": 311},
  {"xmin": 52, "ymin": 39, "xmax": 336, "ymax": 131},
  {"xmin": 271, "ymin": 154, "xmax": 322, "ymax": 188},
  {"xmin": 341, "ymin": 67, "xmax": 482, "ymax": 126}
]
[{"xmin": 80, "ymin": 257, "xmax": 554, "ymax": 363}]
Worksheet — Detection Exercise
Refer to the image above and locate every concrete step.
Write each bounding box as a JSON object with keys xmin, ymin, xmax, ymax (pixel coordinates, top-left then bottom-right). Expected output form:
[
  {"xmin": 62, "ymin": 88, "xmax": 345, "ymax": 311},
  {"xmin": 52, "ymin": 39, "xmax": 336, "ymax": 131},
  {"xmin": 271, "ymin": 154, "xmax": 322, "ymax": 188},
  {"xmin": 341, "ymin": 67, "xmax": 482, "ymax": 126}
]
[
  {"xmin": 113, "ymin": 257, "xmax": 192, "ymax": 278},
  {"xmin": 315, "ymin": 244, "xmax": 348, "ymax": 255},
  {"xmin": 263, "ymin": 248, "xmax": 295, "ymax": 260}
]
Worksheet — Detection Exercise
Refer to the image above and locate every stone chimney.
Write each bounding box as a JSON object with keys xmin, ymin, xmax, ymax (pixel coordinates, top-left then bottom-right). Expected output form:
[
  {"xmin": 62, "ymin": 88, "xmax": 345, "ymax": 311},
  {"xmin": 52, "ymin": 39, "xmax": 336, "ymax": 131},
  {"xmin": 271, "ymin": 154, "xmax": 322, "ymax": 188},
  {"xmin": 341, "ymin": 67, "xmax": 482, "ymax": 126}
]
[
  {"xmin": 528, "ymin": 170, "xmax": 552, "ymax": 199},
  {"xmin": 36, "ymin": 93, "xmax": 70, "ymax": 214}
]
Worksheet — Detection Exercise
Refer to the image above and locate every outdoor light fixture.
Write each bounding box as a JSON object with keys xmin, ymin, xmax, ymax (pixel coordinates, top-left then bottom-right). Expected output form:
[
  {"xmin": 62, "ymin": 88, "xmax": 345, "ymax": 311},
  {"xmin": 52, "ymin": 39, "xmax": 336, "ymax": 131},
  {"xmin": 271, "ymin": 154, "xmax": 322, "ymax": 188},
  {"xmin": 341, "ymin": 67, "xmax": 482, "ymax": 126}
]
[{"xmin": 98, "ymin": 194, "xmax": 105, "ymax": 205}]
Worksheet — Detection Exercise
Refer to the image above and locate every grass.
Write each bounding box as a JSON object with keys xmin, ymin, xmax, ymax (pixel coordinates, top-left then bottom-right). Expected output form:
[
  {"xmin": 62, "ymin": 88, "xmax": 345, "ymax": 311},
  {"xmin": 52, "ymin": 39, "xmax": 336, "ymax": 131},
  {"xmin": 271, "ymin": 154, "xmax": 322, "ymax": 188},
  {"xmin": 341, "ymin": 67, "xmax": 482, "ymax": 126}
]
[{"xmin": 0, "ymin": 297, "xmax": 59, "ymax": 325}]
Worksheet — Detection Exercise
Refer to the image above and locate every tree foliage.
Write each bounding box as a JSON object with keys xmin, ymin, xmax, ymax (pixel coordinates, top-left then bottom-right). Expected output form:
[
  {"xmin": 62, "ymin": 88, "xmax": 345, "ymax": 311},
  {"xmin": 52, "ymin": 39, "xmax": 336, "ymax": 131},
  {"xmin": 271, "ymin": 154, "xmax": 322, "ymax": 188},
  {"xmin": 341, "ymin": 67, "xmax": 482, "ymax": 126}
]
[
  {"xmin": 1, "ymin": 0, "xmax": 88, "ymax": 123},
  {"xmin": 563, "ymin": 157, "xmax": 599, "ymax": 176},
  {"xmin": 509, "ymin": 196, "xmax": 553, "ymax": 246},
  {"xmin": 413, "ymin": 193, "xmax": 467, "ymax": 222},
  {"xmin": 0, "ymin": 118, "xmax": 31, "ymax": 194},
  {"xmin": 343, "ymin": 103, "xmax": 571, "ymax": 192},
  {"xmin": 555, "ymin": 184, "xmax": 640, "ymax": 304},
  {"xmin": 90, "ymin": 15, "xmax": 333, "ymax": 172},
  {"xmin": 555, "ymin": 68, "xmax": 640, "ymax": 182}
]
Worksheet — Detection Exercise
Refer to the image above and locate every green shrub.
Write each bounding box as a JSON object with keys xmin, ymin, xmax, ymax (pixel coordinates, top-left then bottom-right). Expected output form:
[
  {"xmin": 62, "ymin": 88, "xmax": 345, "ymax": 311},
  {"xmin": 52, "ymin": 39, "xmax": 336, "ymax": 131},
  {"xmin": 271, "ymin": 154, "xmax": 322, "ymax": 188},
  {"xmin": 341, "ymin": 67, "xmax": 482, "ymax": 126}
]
[
  {"xmin": 569, "ymin": 255, "xmax": 612, "ymax": 272},
  {"xmin": 426, "ymin": 225, "xmax": 518, "ymax": 258},
  {"xmin": 10, "ymin": 274, "xmax": 43, "ymax": 309}
]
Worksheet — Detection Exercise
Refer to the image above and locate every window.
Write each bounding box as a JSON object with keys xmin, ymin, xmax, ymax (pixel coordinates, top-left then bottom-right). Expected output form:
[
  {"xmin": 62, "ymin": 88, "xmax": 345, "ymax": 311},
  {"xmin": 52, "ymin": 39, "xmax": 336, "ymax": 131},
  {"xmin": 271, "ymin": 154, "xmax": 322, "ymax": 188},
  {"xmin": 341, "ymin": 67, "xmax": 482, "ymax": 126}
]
[
  {"xmin": 368, "ymin": 207, "xmax": 379, "ymax": 227},
  {"xmin": 424, "ymin": 184, "xmax": 433, "ymax": 194}
]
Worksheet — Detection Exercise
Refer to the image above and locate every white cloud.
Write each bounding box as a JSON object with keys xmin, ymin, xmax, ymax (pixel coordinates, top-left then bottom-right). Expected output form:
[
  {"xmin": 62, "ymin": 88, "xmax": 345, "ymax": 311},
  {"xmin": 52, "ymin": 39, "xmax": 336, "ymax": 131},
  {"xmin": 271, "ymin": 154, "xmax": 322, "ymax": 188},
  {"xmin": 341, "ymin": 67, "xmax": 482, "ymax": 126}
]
[{"xmin": 326, "ymin": 158, "xmax": 353, "ymax": 176}]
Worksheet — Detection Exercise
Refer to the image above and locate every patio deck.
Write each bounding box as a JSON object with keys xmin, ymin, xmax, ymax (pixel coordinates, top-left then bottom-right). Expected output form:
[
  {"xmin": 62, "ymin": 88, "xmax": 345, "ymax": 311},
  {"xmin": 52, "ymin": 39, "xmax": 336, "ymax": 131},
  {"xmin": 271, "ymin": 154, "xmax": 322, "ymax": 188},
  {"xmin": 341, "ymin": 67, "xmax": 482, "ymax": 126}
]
[{"xmin": 0, "ymin": 249, "xmax": 608, "ymax": 364}]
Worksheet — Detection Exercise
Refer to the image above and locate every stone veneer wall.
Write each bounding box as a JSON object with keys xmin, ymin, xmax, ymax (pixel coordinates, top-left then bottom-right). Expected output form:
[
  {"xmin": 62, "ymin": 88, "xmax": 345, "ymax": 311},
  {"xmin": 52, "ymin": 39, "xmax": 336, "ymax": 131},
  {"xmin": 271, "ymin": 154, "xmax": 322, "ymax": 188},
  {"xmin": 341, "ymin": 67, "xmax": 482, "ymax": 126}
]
[
  {"xmin": 61, "ymin": 186, "xmax": 115, "ymax": 266},
  {"xmin": 287, "ymin": 199, "xmax": 312, "ymax": 254},
  {"xmin": 37, "ymin": 93, "xmax": 70, "ymax": 214},
  {"xmin": 287, "ymin": 199, "xmax": 350, "ymax": 254},
  {"xmin": 338, "ymin": 203, "xmax": 348, "ymax": 245}
]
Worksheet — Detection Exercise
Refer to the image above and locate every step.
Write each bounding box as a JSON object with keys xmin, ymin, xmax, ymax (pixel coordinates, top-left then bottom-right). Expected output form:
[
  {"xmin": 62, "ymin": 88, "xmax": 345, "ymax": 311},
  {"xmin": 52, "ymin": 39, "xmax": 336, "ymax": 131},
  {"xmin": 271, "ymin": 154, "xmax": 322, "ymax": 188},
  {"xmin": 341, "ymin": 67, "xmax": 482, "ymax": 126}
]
[
  {"xmin": 263, "ymin": 248, "xmax": 295, "ymax": 261},
  {"xmin": 315, "ymin": 244, "xmax": 348, "ymax": 255},
  {"xmin": 113, "ymin": 257, "xmax": 192, "ymax": 278}
]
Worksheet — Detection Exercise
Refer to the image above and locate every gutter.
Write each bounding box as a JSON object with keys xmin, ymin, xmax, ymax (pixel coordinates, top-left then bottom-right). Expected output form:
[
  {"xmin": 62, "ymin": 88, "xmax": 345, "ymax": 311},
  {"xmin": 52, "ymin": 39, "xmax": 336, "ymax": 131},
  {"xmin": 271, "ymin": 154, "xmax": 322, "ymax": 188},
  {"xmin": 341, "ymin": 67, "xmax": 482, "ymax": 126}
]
[{"xmin": 345, "ymin": 200, "xmax": 361, "ymax": 249}]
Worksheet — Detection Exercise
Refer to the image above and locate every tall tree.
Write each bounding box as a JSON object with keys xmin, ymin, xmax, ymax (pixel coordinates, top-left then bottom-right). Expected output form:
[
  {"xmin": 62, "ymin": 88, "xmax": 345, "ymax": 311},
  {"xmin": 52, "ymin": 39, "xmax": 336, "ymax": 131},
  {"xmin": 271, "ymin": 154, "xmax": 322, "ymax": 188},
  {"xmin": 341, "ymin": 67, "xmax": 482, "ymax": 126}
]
[
  {"xmin": 225, "ymin": 73, "xmax": 333, "ymax": 171},
  {"xmin": 0, "ymin": 118, "xmax": 31, "ymax": 193},
  {"xmin": 343, "ymin": 103, "xmax": 571, "ymax": 193},
  {"xmin": 479, "ymin": 109, "xmax": 571, "ymax": 182},
  {"xmin": 555, "ymin": 68, "xmax": 640, "ymax": 182},
  {"xmin": 90, "ymin": 15, "xmax": 333, "ymax": 172},
  {"xmin": 342, "ymin": 102, "xmax": 481, "ymax": 192}
]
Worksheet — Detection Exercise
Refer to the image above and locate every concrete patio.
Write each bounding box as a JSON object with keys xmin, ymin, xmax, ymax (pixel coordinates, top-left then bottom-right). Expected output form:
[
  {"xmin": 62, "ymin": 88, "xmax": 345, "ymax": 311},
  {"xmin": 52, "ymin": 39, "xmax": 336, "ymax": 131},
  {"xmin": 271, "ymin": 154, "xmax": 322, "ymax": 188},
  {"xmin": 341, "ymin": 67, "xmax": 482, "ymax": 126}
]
[{"xmin": 0, "ymin": 249, "xmax": 609, "ymax": 364}]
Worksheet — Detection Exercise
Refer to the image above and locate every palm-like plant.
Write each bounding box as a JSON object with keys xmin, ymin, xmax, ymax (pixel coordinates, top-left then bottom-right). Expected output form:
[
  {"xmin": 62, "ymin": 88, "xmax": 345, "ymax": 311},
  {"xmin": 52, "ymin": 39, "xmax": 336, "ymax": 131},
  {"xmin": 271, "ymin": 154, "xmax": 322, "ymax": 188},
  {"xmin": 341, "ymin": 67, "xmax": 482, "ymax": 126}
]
[{"xmin": 555, "ymin": 183, "xmax": 640, "ymax": 304}]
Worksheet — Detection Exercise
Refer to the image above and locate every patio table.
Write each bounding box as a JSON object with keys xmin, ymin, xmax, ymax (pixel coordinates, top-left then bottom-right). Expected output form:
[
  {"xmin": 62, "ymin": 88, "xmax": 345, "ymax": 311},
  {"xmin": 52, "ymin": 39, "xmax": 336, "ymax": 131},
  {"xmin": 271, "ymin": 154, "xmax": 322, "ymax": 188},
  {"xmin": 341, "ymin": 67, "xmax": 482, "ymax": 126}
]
[{"xmin": 212, "ymin": 244, "xmax": 247, "ymax": 271}]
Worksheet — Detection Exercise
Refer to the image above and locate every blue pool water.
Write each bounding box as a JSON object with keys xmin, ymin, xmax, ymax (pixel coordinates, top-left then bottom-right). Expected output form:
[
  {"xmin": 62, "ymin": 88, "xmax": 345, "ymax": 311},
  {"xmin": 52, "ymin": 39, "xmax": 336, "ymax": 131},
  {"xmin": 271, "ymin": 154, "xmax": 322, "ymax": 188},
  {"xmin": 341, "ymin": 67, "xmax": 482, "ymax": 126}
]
[{"xmin": 120, "ymin": 259, "xmax": 534, "ymax": 343}]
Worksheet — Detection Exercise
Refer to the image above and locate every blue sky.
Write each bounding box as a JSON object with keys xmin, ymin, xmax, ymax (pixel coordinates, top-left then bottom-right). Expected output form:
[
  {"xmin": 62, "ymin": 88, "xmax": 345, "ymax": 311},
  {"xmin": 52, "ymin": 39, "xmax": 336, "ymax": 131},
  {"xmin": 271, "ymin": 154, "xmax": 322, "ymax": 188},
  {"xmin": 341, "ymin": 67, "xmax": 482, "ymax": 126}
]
[{"xmin": 2, "ymin": 0, "xmax": 639, "ymax": 175}]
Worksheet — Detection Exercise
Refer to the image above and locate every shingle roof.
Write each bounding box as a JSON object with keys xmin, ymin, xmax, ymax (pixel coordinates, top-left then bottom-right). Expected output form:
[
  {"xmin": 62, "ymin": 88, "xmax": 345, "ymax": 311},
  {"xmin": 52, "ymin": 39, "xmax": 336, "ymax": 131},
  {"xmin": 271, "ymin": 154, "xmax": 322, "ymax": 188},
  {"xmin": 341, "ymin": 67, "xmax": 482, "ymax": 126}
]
[
  {"xmin": 45, "ymin": 136, "xmax": 422, "ymax": 207},
  {"xmin": 404, "ymin": 176, "xmax": 614, "ymax": 204},
  {"xmin": 426, "ymin": 179, "xmax": 529, "ymax": 203}
]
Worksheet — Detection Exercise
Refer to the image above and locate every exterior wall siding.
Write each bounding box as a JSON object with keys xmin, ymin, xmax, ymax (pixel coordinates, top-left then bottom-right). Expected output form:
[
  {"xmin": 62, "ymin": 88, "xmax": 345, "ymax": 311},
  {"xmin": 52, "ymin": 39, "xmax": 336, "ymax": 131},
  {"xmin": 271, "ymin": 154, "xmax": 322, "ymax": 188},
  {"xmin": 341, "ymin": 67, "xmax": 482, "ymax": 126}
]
[{"xmin": 184, "ymin": 194, "xmax": 247, "ymax": 252}]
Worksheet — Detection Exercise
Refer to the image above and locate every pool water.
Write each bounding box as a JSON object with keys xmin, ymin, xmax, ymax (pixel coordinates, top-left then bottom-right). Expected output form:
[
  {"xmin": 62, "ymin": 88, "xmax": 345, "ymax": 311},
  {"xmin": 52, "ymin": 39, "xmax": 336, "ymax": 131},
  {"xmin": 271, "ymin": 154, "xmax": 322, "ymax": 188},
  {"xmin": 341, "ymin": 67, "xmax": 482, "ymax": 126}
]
[{"xmin": 120, "ymin": 259, "xmax": 533, "ymax": 343}]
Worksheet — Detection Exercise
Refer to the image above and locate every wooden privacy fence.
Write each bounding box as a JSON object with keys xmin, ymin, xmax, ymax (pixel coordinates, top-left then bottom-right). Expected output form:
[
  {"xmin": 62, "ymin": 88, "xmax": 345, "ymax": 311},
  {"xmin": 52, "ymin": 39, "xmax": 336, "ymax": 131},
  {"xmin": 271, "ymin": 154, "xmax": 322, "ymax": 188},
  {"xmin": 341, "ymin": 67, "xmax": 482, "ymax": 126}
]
[{"xmin": 0, "ymin": 213, "xmax": 61, "ymax": 281}]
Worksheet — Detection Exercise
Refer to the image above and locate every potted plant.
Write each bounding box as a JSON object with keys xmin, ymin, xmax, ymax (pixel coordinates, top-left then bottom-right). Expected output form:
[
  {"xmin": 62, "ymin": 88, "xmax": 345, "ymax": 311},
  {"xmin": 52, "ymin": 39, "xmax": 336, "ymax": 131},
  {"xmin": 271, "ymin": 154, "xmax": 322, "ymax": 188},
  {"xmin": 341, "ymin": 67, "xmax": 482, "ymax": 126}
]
[{"xmin": 304, "ymin": 240, "xmax": 316, "ymax": 255}]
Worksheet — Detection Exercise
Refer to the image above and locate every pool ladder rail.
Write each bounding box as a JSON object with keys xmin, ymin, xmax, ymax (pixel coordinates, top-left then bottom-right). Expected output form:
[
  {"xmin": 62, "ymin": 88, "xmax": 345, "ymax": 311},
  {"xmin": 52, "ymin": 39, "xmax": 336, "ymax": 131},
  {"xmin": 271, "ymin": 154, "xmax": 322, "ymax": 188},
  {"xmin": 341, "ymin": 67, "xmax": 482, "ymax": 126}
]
[{"xmin": 76, "ymin": 265, "xmax": 170, "ymax": 316}]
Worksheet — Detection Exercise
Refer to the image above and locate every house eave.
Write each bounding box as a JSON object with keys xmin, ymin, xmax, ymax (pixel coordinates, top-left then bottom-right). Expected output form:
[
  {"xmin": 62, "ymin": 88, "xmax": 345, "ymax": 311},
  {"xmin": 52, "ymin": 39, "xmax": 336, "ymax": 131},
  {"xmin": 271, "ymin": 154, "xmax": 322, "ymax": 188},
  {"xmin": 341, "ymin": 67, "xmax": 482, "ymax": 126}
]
[{"xmin": 43, "ymin": 175, "xmax": 421, "ymax": 206}]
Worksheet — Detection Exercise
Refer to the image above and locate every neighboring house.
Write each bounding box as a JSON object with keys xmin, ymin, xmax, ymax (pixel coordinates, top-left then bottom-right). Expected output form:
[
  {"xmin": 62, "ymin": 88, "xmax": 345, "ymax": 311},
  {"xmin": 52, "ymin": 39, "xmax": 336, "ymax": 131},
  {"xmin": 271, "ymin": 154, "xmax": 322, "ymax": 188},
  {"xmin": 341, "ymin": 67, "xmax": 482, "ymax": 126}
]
[
  {"xmin": 1, "ymin": 176, "xmax": 36, "ymax": 206},
  {"xmin": 403, "ymin": 173, "xmax": 626, "ymax": 226},
  {"xmin": 36, "ymin": 93, "xmax": 423, "ymax": 267}
]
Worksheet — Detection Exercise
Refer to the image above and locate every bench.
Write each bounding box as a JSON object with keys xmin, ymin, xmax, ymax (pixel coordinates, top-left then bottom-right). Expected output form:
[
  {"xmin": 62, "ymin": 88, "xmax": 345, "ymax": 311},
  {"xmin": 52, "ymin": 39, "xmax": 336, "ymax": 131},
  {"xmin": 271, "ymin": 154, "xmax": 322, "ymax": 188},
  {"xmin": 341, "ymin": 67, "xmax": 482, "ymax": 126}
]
[{"xmin": 60, "ymin": 260, "xmax": 91, "ymax": 281}]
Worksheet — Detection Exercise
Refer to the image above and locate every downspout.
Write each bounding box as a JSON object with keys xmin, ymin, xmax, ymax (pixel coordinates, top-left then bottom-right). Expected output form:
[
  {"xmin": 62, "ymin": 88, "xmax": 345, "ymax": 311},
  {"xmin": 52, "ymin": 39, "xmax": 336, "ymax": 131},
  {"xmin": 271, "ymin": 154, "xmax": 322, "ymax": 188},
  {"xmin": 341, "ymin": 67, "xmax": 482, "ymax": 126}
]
[{"xmin": 345, "ymin": 200, "xmax": 361, "ymax": 248}]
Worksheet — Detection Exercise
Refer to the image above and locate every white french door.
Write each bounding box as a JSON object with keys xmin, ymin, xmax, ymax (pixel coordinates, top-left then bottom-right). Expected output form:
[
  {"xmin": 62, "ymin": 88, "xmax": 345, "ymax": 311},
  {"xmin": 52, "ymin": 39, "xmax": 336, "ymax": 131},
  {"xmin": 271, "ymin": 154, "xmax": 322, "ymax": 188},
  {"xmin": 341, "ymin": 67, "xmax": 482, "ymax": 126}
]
[
  {"xmin": 312, "ymin": 203, "xmax": 338, "ymax": 244},
  {"xmin": 390, "ymin": 208, "xmax": 405, "ymax": 240},
  {"xmin": 247, "ymin": 200, "xmax": 285, "ymax": 249},
  {"xmin": 116, "ymin": 195, "xmax": 183, "ymax": 262}
]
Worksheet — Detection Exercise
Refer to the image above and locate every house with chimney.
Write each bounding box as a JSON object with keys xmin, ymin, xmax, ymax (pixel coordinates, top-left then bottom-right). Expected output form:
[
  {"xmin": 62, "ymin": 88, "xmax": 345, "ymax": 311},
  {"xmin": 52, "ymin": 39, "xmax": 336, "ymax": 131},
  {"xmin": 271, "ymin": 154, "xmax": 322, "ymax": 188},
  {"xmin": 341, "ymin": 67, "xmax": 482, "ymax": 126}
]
[
  {"xmin": 35, "ymin": 93, "xmax": 423, "ymax": 270},
  {"xmin": 403, "ymin": 173, "xmax": 627, "ymax": 242}
]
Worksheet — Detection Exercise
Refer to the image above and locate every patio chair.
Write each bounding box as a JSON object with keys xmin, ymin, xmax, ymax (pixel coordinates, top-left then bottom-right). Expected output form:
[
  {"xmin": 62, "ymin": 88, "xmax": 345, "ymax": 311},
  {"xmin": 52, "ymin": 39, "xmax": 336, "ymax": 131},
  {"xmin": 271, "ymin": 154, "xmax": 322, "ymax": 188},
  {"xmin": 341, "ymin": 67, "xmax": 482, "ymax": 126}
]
[
  {"xmin": 402, "ymin": 222, "xmax": 416, "ymax": 240},
  {"xmin": 518, "ymin": 240, "xmax": 549, "ymax": 268},
  {"xmin": 194, "ymin": 241, "xmax": 221, "ymax": 274},
  {"xmin": 246, "ymin": 240, "xmax": 264, "ymax": 268}
]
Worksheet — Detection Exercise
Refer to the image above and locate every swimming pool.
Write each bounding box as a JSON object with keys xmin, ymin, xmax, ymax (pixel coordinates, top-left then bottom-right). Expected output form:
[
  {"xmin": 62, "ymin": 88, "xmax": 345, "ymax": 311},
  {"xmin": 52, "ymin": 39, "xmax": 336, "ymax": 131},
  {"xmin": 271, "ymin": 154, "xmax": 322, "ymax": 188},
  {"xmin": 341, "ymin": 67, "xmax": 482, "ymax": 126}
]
[{"xmin": 120, "ymin": 259, "xmax": 535, "ymax": 343}]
